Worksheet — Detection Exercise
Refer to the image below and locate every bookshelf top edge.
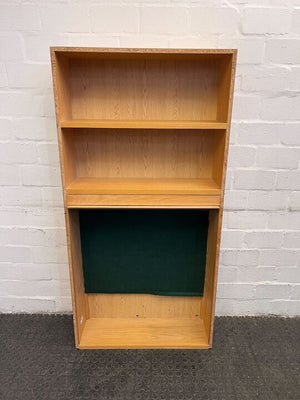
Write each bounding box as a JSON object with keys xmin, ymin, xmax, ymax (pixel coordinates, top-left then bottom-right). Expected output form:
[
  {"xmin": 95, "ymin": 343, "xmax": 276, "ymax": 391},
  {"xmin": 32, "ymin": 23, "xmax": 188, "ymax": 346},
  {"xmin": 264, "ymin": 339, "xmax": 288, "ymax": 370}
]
[{"xmin": 50, "ymin": 47, "xmax": 237, "ymax": 57}]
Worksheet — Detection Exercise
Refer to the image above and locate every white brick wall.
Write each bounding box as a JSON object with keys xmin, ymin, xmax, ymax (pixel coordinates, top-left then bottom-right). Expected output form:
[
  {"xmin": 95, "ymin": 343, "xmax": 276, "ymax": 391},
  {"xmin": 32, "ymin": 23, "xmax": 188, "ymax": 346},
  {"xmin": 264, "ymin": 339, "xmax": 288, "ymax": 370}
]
[{"xmin": 0, "ymin": 0, "xmax": 299, "ymax": 316}]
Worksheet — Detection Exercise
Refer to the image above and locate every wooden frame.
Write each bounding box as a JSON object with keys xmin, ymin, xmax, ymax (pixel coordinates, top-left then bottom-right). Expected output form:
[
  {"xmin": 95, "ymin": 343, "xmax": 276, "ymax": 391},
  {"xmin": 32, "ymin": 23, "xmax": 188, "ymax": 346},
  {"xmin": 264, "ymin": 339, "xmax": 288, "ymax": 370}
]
[{"xmin": 51, "ymin": 47, "xmax": 236, "ymax": 349}]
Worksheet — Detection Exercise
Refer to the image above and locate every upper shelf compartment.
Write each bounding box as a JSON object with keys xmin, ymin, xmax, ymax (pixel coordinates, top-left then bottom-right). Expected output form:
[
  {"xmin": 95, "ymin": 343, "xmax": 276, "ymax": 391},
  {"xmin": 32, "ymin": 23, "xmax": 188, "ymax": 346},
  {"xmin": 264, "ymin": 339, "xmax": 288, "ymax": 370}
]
[{"xmin": 52, "ymin": 49, "xmax": 235, "ymax": 124}]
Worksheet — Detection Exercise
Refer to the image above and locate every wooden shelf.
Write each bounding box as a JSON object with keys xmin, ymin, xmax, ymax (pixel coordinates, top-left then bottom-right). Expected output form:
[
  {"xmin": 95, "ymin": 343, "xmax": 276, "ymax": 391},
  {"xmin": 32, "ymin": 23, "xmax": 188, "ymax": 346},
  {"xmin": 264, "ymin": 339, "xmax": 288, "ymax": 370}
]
[
  {"xmin": 66, "ymin": 178, "xmax": 221, "ymax": 195},
  {"xmin": 61, "ymin": 120, "xmax": 228, "ymax": 130},
  {"xmin": 79, "ymin": 317, "xmax": 209, "ymax": 349},
  {"xmin": 66, "ymin": 178, "xmax": 221, "ymax": 208}
]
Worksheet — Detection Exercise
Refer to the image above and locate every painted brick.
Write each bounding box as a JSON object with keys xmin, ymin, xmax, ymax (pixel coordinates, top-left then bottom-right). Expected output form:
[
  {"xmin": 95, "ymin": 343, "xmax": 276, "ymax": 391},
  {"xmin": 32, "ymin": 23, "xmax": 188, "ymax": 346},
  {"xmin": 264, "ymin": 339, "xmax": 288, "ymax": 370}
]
[
  {"xmin": 0, "ymin": 118, "xmax": 12, "ymax": 140},
  {"xmin": 0, "ymin": 165, "xmax": 20, "ymax": 186},
  {"xmin": 244, "ymin": 232, "xmax": 283, "ymax": 249},
  {"xmin": 248, "ymin": 191, "xmax": 288, "ymax": 211},
  {"xmin": 256, "ymin": 284, "xmax": 292, "ymax": 299},
  {"xmin": 283, "ymin": 232, "xmax": 300, "ymax": 248},
  {"xmin": 277, "ymin": 171, "xmax": 300, "ymax": 190},
  {"xmin": 227, "ymin": 146, "xmax": 256, "ymax": 168},
  {"xmin": 0, "ymin": 246, "xmax": 32, "ymax": 263},
  {"xmin": 280, "ymin": 123, "xmax": 300, "ymax": 145},
  {"xmin": 222, "ymin": 250, "xmax": 259, "ymax": 266},
  {"xmin": 232, "ymin": 95, "xmax": 261, "ymax": 120},
  {"xmin": 0, "ymin": 34, "xmax": 23, "ymax": 61},
  {"xmin": 0, "ymin": 263, "xmax": 52, "ymax": 281},
  {"xmin": 21, "ymin": 165, "xmax": 61, "ymax": 187},
  {"xmin": 291, "ymin": 8, "xmax": 300, "ymax": 33},
  {"xmin": 218, "ymin": 37, "xmax": 264, "ymax": 64},
  {"xmin": 223, "ymin": 190, "xmax": 248, "ymax": 210},
  {"xmin": 91, "ymin": 6, "xmax": 138, "ymax": 33},
  {"xmin": 256, "ymin": 147, "xmax": 300, "ymax": 169},
  {"xmin": 0, "ymin": 187, "xmax": 42, "ymax": 207},
  {"xmin": 190, "ymin": 7, "xmax": 239, "ymax": 34},
  {"xmin": 237, "ymin": 122, "xmax": 281, "ymax": 145},
  {"xmin": 0, "ymin": 63, "xmax": 7, "ymax": 87},
  {"xmin": 217, "ymin": 283, "xmax": 256, "ymax": 299},
  {"xmin": 0, "ymin": 297, "xmax": 56, "ymax": 313},
  {"xmin": 140, "ymin": 7, "xmax": 188, "ymax": 34},
  {"xmin": 241, "ymin": 66, "xmax": 289, "ymax": 92},
  {"xmin": 0, "ymin": 5, "xmax": 41, "ymax": 31},
  {"xmin": 40, "ymin": 4, "xmax": 89, "ymax": 33},
  {"xmin": 221, "ymin": 230, "xmax": 245, "ymax": 248},
  {"xmin": 233, "ymin": 170, "xmax": 276, "ymax": 190},
  {"xmin": 7, "ymin": 64, "xmax": 51, "ymax": 89},
  {"xmin": 242, "ymin": 7, "xmax": 291, "ymax": 34},
  {"xmin": 42, "ymin": 187, "xmax": 64, "ymax": 208},
  {"xmin": 261, "ymin": 96, "xmax": 300, "ymax": 121},
  {"xmin": 12, "ymin": 118, "xmax": 55, "ymax": 141},
  {"xmin": 289, "ymin": 192, "xmax": 300, "ymax": 211},
  {"xmin": 276, "ymin": 268, "xmax": 300, "ymax": 284},
  {"xmin": 226, "ymin": 211, "xmax": 268, "ymax": 229},
  {"xmin": 268, "ymin": 211, "xmax": 300, "ymax": 230},
  {"xmin": 259, "ymin": 250, "xmax": 298, "ymax": 266},
  {"xmin": 265, "ymin": 39, "xmax": 300, "ymax": 64}
]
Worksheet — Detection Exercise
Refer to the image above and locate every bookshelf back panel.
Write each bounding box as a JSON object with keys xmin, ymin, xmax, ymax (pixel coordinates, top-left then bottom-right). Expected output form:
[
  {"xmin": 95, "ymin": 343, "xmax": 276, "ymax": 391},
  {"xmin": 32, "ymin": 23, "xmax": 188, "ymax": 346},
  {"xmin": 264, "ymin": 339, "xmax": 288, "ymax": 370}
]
[
  {"xmin": 67, "ymin": 56, "xmax": 226, "ymax": 121},
  {"xmin": 64, "ymin": 129, "xmax": 219, "ymax": 183}
]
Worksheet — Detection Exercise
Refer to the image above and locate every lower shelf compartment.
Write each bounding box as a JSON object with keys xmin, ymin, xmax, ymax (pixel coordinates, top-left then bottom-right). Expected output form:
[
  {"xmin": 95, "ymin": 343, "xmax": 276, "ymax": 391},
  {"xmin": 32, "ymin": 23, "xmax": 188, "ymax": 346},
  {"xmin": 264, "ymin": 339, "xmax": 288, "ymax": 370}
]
[{"xmin": 79, "ymin": 317, "xmax": 209, "ymax": 349}]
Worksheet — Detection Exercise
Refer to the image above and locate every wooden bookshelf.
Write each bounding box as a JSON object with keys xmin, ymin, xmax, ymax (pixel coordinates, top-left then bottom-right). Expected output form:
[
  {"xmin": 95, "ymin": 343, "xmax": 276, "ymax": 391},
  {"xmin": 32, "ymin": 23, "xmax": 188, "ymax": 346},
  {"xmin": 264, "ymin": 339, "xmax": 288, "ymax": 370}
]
[{"xmin": 51, "ymin": 47, "xmax": 236, "ymax": 349}]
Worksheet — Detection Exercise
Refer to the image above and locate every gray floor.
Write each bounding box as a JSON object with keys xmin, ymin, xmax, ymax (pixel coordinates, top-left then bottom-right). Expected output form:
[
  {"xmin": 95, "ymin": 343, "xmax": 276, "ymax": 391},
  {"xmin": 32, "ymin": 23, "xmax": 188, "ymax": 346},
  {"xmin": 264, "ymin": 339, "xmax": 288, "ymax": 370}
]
[{"xmin": 0, "ymin": 315, "xmax": 299, "ymax": 400}]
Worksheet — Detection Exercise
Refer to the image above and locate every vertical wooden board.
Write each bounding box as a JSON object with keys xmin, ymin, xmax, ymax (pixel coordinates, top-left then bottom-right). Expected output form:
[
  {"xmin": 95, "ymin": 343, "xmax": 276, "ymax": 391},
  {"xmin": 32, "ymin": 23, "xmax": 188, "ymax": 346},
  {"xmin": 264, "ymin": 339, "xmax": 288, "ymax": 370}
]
[
  {"xmin": 67, "ymin": 210, "xmax": 87, "ymax": 345},
  {"xmin": 200, "ymin": 210, "xmax": 220, "ymax": 344},
  {"xmin": 51, "ymin": 51, "xmax": 71, "ymax": 121},
  {"xmin": 200, "ymin": 52, "xmax": 237, "ymax": 345},
  {"xmin": 88, "ymin": 294, "xmax": 202, "ymax": 318}
]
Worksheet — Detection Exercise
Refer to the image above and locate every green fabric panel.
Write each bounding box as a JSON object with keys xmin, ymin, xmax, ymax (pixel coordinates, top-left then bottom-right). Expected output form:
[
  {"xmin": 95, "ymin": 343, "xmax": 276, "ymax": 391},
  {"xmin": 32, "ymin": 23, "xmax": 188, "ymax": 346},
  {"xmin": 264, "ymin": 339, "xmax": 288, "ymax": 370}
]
[{"xmin": 79, "ymin": 209, "xmax": 208, "ymax": 296}]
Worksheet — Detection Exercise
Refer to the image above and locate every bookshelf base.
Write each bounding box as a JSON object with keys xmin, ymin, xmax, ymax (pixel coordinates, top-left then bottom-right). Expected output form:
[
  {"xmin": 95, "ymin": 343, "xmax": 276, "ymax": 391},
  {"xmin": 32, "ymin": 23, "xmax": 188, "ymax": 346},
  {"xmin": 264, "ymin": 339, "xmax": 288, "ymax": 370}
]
[{"xmin": 78, "ymin": 317, "xmax": 210, "ymax": 349}]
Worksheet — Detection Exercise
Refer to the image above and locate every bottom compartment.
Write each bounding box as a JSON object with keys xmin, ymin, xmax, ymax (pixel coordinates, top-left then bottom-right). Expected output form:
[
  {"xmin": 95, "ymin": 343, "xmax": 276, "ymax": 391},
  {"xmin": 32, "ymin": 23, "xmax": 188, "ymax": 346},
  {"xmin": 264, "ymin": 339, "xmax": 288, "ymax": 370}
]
[{"xmin": 67, "ymin": 209, "xmax": 220, "ymax": 349}]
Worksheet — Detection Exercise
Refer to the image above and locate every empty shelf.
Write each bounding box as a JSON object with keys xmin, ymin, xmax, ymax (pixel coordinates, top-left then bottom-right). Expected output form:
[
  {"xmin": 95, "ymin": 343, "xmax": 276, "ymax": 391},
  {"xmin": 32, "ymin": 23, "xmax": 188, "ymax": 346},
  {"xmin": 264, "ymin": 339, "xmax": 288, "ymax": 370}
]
[
  {"xmin": 61, "ymin": 120, "xmax": 228, "ymax": 130},
  {"xmin": 66, "ymin": 178, "xmax": 221, "ymax": 195},
  {"xmin": 79, "ymin": 317, "xmax": 209, "ymax": 349}
]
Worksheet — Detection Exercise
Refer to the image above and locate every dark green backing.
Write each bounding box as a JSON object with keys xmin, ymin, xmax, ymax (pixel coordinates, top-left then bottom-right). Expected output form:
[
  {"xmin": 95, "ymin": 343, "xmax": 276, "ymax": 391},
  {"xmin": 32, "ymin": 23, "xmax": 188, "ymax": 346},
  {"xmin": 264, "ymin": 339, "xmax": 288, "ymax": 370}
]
[{"xmin": 79, "ymin": 209, "xmax": 208, "ymax": 296}]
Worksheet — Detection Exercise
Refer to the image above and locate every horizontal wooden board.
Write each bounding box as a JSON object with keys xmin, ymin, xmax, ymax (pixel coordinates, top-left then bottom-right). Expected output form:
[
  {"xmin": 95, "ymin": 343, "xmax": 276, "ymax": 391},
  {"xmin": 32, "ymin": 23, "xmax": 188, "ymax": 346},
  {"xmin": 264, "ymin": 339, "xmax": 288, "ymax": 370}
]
[
  {"xmin": 78, "ymin": 317, "xmax": 209, "ymax": 349},
  {"xmin": 61, "ymin": 120, "xmax": 227, "ymax": 130},
  {"xmin": 66, "ymin": 178, "xmax": 220, "ymax": 195},
  {"xmin": 66, "ymin": 193, "xmax": 221, "ymax": 208}
]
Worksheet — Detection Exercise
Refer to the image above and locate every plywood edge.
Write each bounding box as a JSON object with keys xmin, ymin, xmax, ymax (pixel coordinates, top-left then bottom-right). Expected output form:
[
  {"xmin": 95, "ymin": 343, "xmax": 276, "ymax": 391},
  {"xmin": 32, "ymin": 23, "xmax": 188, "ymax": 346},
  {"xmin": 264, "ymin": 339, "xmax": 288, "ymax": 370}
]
[
  {"xmin": 66, "ymin": 194, "xmax": 221, "ymax": 208},
  {"xmin": 50, "ymin": 46, "xmax": 237, "ymax": 55}
]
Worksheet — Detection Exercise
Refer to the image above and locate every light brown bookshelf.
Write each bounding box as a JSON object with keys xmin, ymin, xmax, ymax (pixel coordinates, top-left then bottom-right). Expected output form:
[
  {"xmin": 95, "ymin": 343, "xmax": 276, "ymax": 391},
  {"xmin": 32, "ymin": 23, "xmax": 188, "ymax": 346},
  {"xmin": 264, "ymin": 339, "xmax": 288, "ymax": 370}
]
[{"xmin": 51, "ymin": 47, "xmax": 236, "ymax": 349}]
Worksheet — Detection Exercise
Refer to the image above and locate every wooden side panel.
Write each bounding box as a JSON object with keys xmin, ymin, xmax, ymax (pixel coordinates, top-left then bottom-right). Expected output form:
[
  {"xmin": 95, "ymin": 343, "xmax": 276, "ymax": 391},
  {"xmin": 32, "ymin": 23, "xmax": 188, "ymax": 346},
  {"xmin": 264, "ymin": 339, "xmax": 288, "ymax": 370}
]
[
  {"xmin": 201, "ymin": 52, "xmax": 237, "ymax": 346},
  {"xmin": 67, "ymin": 210, "xmax": 87, "ymax": 345},
  {"xmin": 212, "ymin": 132, "xmax": 226, "ymax": 187},
  {"xmin": 88, "ymin": 294, "xmax": 201, "ymax": 318},
  {"xmin": 51, "ymin": 49, "xmax": 87, "ymax": 347},
  {"xmin": 200, "ymin": 210, "xmax": 220, "ymax": 344}
]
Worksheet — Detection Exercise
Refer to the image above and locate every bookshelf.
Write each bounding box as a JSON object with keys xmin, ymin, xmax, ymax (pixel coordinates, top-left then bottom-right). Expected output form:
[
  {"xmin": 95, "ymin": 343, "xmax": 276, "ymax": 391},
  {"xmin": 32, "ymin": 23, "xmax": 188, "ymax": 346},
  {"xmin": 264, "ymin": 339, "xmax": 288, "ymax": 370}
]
[{"xmin": 51, "ymin": 47, "xmax": 236, "ymax": 349}]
